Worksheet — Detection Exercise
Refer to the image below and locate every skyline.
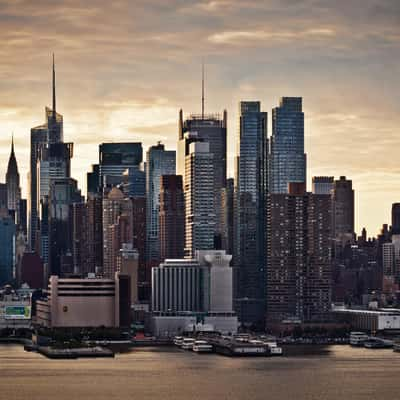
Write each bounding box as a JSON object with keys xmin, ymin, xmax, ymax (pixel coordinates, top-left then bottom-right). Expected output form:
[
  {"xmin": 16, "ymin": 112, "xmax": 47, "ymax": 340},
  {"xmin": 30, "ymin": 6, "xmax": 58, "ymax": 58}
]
[{"xmin": 0, "ymin": 0, "xmax": 399, "ymax": 236}]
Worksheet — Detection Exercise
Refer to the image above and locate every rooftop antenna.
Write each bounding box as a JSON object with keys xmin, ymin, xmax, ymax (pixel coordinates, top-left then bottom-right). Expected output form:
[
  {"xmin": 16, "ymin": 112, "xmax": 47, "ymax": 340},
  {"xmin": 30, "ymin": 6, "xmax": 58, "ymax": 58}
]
[
  {"xmin": 52, "ymin": 53, "xmax": 56, "ymax": 118},
  {"xmin": 201, "ymin": 59, "xmax": 205, "ymax": 119}
]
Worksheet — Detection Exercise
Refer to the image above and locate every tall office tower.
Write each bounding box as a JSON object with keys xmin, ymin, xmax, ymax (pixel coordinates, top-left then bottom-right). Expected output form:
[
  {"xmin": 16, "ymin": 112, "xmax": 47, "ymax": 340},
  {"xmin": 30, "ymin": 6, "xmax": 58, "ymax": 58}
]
[
  {"xmin": 145, "ymin": 143, "xmax": 176, "ymax": 263},
  {"xmin": 267, "ymin": 183, "xmax": 332, "ymax": 325},
  {"xmin": 0, "ymin": 215, "xmax": 16, "ymax": 286},
  {"xmin": 122, "ymin": 166, "xmax": 146, "ymax": 197},
  {"xmin": 37, "ymin": 142, "xmax": 73, "ymax": 264},
  {"xmin": 102, "ymin": 187, "xmax": 125, "ymax": 278},
  {"xmin": 234, "ymin": 101, "xmax": 268, "ymax": 328},
  {"xmin": 221, "ymin": 177, "xmax": 234, "ymax": 255},
  {"xmin": 86, "ymin": 194, "xmax": 103, "ymax": 275},
  {"xmin": 392, "ymin": 203, "xmax": 400, "ymax": 235},
  {"xmin": 0, "ymin": 184, "xmax": 7, "ymax": 209},
  {"xmin": 87, "ymin": 164, "xmax": 100, "ymax": 195},
  {"xmin": 71, "ymin": 202, "xmax": 89, "ymax": 276},
  {"xmin": 118, "ymin": 243, "xmax": 139, "ymax": 304},
  {"xmin": 332, "ymin": 176, "xmax": 355, "ymax": 246},
  {"xmin": 185, "ymin": 142, "xmax": 215, "ymax": 257},
  {"xmin": 48, "ymin": 178, "xmax": 82, "ymax": 277},
  {"xmin": 269, "ymin": 97, "xmax": 306, "ymax": 193},
  {"xmin": 6, "ymin": 136, "xmax": 21, "ymax": 222},
  {"xmin": 19, "ymin": 199, "xmax": 27, "ymax": 235},
  {"xmin": 159, "ymin": 175, "xmax": 185, "ymax": 261},
  {"xmin": 312, "ymin": 176, "xmax": 334, "ymax": 195},
  {"xmin": 98, "ymin": 143, "xmax": 143, "ymax": 190},
  {"xmin": 178, "ymin": 110, "xmax": 227, "ymax": 246},
  {"xmin": 29, "ymin": 56, "xmax": 63, "ymax": 250}
]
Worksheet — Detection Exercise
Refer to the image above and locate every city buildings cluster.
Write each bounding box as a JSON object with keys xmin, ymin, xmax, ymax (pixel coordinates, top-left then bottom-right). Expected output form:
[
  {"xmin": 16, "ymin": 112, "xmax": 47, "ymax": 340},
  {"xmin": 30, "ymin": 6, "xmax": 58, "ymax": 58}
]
[{"xmin": 1, "ymin": 58, "xmax": 399, "ymax": 334}]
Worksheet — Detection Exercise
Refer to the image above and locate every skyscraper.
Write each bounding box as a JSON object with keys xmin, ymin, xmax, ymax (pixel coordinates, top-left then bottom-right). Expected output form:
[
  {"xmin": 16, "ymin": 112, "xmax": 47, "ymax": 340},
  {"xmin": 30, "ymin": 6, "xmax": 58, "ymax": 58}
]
[
  {"xmin": 48, "ymin": 178, "xmax": 82, "ymax": 277},
  {"xmin": 159, "ymin": 175, "xmax": 185, "ymax": 261},
  {"xmin": 234, "ymin": 101, "xmax": 268, "ymax": 328},
  {"xmin": 270, "ymin": 97, "xmax": 306, "ymax": 193},
  {"xmin": 6, "ymin": 135, "xmax": 21, "ymax": 223},
  {"xmin": 392, "ymin": 203, "xmax": 400, "ymax": 235},
  {"xmin": 178, "ymin": 110, "xmax": 227, "ymax": 247},
  {"xmin": 267, "ymin": 183, "xmax": 333, "ymax": 324},
  {"xmin": 145, "ymin": 143, "xmax": 176, "ymax": 263},
  {"xmin": 184, "ymin": 142, "xmax": 215, "ymax": 257},
  {"xmin": 98, "ymin": 142, "xmax": 143, "ymax": 190},
  {"xmin": 312, "ymin": 176, "xmax": 334, "ymax": 195},
  {"xmin": 333, "ymin": 176, "xmax": 355, "ymax": 246},
  {"xmin": 29, "ymin": 56, "xmax": 63, "ymax": 250},
  {"xmin": 0, "ymin": 214, "xmax": 16, "ymax": 286}
]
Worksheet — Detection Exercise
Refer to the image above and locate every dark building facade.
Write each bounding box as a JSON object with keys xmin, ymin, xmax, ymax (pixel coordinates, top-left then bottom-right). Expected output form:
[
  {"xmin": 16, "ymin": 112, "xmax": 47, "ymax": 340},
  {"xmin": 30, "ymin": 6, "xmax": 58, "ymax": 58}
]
[
  {"xmin": 392, "ymin": 203, "xmax": 400, "ymax": 235},
  {"xmin": 234, "ymin": 101, "xmax": 268, "ymax": 328},
  {"xmin": 267, "ymin": 183, "xmax": 333, "ymax": 324},
  {"xmin": 159, "ymin": 175, "xmax": 185, "ymax": 261}
]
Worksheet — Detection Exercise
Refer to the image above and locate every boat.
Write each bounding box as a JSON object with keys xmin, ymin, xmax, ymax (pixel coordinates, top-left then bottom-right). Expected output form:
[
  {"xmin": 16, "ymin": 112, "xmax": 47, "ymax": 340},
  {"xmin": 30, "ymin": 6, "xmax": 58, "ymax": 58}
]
[
  {"xmin": 393, "ymin": 343, "xmax": 400, "ymax": 352},
  {"xmin": 174, "ymin": 336, "xmax": 184, "ymax": 346},
  {"xmin": 181, "ymin": 338, "xmax": 196, "ymax": 350},
  {"xmin": 349, "ymin": 332, "xmax": 369, "ymax": 346},
  {"xmin": 192, "ymin": 340, "xmax": 213, "ymax": 353},
  {"xmin": 364, "ymin": 338, "xmax": 393, "ymax": 349},
  {"xmin": 263, "ymin": 341, "xmax": 283, "ymax": 356}
]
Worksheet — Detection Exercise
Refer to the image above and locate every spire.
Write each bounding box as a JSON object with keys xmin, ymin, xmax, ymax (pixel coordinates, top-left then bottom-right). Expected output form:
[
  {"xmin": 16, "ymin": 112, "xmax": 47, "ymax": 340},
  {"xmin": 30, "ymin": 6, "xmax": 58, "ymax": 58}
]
[
  {"xmin": 11, "ymin": 132, "xmax": 14, "ymax": 155},
  {"xmin": 52, "ymin": 53, "xmax": 56, "ymax": 118},
  {"xmin": 201, "ymin": 59, "xmax": 205, "ymax": 119}
]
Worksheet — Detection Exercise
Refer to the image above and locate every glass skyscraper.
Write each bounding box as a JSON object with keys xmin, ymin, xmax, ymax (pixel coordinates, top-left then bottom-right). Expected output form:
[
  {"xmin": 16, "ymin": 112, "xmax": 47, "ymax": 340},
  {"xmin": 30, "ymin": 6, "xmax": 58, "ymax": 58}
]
[
  {"xmin": 270, "ymin": 97, "xmax": 306, "ymax": 193},
  {"xmin": 146, "ymin": 143, "xmax": 176, "ymax": 263},
  {"xmin": 234, "ymin": 101, "xmax": 268, "ymax": 328}
]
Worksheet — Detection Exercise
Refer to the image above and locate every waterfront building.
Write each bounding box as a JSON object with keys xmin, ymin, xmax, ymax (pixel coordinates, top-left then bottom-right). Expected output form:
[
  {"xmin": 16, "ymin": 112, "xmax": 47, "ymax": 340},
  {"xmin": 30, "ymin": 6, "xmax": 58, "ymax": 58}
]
[
  {"xmin": 159, "ymin": 175, "xmax": 185, "ymax": 261},
  {"xmin": 269, "ymin": 97, "xmax": 306, "ymax": 194},
  {"xmin": 267, "ymin": 183, "xmax": 333, "ymax": 324},
  {"xmin": 234, "ymin": 101, "xmax": 268, "ymax": 328},
  {"xmin": 35, "ymin": 274, "xmax": 131, "ymax": 328},
  {"xmin": 145, "ymin": 143, "xmax": 176, "ymax": 263}
]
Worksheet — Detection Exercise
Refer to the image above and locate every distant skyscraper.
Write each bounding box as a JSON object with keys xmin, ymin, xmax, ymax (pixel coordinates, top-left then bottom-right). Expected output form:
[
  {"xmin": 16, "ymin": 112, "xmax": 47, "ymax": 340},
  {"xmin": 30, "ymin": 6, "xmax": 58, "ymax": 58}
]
[
  {"xmin": 333, "ymin": 176, "xmax": 355, "ymax": 246},
  {"xmin": 234, "ymin": 101, "xmax": 268, "ymax": 328},
  {"xmin": 86, "ymin": 193, "xmax": 103, "ymax": 275},
  {"xmin": 98, "ymin": 142, "xmax": 143, "ymax": 190},
  {"xmin": 178, "ymin": 110, "xmax": 227, "ymax": 246},
  {"xmin": 392, "ymin": 203, "xmax": 400, "ymax": 235},
  {"xmin": 0, "ymin": 184, "xmax": 7, "ymax": 210},
  {"xmin": 145, "ymin": 143, "xmax": 176, "ymax": 263},
  {"xmin": 267, "ymin": 183, "xmax": 332, "ymax": 324},
  {"xmin": 48, "ymin": 178, "xmax": 82, "ymax": 277},
  {"xmin": 312, "ymin": 176, "xmax": 334, "ymax": 195},
  {"xmin": 6, "ymin": 136, "xmax": 21, "ymax": 223},
  {"xmin": 184, "ymin": 142, "xmax": 215, "ymax": 257},
  {"xmin": 270, "ymin": 97, "xmax": 306, "ymax": 193},
  {"xmin": 102, "ymin": 187, "xmax": 125, "ymax": 278},
  {"xmin": 29, "ymin": 56, "xmax": 63, "ymax": 250},
  {"xmin": 0, "ymin": 214, "xmax": 16, "ymax": 286},
  {"xmin": 159, "ymin": 175, "xmax": 185, "ymax": 261},
  {"xmin": 221, "ymin": 177, "xmax": 234, "ymax": 255}
]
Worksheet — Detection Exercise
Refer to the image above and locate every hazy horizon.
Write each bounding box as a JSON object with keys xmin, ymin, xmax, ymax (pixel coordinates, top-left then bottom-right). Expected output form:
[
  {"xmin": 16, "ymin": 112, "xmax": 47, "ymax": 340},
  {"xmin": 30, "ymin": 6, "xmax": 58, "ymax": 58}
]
[{"xmin": 0, "ymin": 0, "xmax": 399, "ymax": 236}]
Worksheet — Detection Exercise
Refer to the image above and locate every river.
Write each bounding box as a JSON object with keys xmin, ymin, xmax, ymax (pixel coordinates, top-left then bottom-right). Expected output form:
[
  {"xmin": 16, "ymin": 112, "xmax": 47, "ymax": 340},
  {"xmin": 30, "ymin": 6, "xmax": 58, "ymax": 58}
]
[{"xmin": 0, "ymin": 344, "xmax": 399, "ymax": 399}]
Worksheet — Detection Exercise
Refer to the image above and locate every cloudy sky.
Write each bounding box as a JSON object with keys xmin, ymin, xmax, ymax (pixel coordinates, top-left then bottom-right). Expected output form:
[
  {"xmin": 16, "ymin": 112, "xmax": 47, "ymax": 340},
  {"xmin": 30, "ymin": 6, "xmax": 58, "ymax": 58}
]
[{"xmin": 0, "ymin": 0, "xmax": 399, "ymax": 235}]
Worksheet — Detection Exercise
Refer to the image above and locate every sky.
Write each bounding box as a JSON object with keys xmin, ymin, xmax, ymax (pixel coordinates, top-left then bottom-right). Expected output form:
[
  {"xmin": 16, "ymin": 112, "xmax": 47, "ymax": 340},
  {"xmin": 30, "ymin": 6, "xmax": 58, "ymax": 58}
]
[{"xmin": 0, "ymin": 0, "xmax": 399, "ymax": 236}]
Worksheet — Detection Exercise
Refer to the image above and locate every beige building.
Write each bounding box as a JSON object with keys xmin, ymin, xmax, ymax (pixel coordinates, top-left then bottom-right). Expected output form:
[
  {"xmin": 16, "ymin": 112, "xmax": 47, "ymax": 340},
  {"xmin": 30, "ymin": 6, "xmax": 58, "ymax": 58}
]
[{"xmin": 36, "ymin": 274, "xmax": 131, "ymax": 328}]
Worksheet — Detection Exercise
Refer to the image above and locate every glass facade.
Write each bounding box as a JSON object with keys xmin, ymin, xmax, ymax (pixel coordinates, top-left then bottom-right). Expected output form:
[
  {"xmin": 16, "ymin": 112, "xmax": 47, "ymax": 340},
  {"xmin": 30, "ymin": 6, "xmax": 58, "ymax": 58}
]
[
  {"xmin": 270, "ymin": 97, "xmax": 306, "ymax": 193},
  {"xmin": 234, "ymin": 101, "xmax": 268, "ymax": 328}
]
